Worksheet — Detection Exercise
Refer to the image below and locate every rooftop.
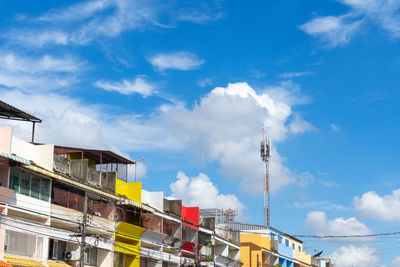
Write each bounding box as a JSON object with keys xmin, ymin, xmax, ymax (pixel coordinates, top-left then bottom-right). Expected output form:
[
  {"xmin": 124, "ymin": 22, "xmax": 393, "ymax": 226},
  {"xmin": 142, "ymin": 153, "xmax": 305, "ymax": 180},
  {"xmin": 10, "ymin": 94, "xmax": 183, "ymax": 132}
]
[
  {"xmin": 54, "ymin": 145, "xmax": 135, "ymax": 165},
  {"xmin": 0, "ymin": 100, "xmax": 42, "ymax": 123}
]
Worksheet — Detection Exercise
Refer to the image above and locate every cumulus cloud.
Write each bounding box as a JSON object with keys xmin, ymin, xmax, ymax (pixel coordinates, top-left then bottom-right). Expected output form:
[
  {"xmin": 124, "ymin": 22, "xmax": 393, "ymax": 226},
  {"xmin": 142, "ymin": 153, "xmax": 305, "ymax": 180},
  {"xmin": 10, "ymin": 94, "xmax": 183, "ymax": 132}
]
[
  {"xmin": 0, "ymin": 52, "xmax": 84, "ymax": 91},
  {"xmin": 166, "ymin": 82, "xmax": 314, "ymax": 193},
  {"xmin": 300, "ymin": 0, "xmax": 400, "ymax": 46},
  {"xmin": 2, "ymin": 81, "xmax": 313, "ymax": 195},
  {"xmin": 305, "ymin": 211, "xmax": 374, "ymax": 242},
  {"xmin": 392, "ymin": 256, "xmax": 400, "ymax": 267},
  {"xmin": 169, "ymin": 172, "xmax": 244, "ymax": 212},
  {"xmin": 95, "ymin": 77, "xmax": 156, "ymax": 97},
  {"xmin": 330, "ymin": 245, "xmax": 379, "ymax": 267},
  {"xmin": 300, "ymin": 15, "xmax": 362, "ymax": 47},
  {"xmin": 353, "ymin": 189, "xmax": 400, "ymax": 224},
  {"xmin": 148, "ymin": 52, "xmax": 204, "ymax": 71}
]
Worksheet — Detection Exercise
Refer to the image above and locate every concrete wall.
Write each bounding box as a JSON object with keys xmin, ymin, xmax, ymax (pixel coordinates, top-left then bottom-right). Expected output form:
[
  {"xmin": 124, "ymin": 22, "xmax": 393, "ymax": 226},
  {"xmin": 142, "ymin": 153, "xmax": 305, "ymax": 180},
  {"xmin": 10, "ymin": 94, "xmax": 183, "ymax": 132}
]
[
  {"xmin": 163, "ymin": 199, "xmax": 181, "ymax": 217},
  {"xmin": 0, "ymin": 126, "xmax": 12, "ymax": 153},
  {"xmin": 11, "ymin": 137, "xmax": 54, "ymax": 170},
  {"xmin": 142, "ymin": 190, "xmax": 164, "ymax": 211}
]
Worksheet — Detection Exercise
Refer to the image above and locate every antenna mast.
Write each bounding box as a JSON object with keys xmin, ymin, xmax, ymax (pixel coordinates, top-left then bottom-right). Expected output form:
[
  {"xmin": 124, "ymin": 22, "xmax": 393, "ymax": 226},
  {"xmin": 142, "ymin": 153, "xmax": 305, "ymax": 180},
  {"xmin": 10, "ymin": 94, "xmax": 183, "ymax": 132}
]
[{"xmin": 260, "ymin": 130, "xmax": 271, "ymax": 227}]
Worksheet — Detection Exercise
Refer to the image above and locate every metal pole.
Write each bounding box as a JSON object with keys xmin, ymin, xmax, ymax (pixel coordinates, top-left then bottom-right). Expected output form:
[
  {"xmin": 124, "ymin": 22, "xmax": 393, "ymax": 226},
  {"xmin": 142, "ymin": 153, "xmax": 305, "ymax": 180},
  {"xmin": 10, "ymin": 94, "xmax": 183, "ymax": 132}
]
[
  {"xmin": 79, "ymin": 191, "xmax": 88, "ymax": 267},
  {"xmin": 31, "ymin": 122, "xmax": 36, "ymax": 143},
  {"xmin": 194, "ymin": 231, "xmax": 199, "ymax": 267}
]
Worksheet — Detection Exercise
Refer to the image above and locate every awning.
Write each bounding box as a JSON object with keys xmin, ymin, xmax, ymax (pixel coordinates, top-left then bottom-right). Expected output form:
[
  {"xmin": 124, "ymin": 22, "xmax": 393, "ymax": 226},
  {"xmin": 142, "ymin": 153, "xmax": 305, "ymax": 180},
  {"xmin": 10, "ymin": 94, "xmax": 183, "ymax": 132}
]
[
  {"xmin": 47, "ymin": 261, "xmax": 71, "ymax": 267},
  {"xmin": 114, "ymin": 241, "xmax": 141, "ymax": 256},
  {"xmin": 0, "ymin": 260, "xmax": 12, "ymax": 267},
  {"xmin": 118, "ymin": 198, "xmax": 154, "ymax": 213},
  {"xmin": 0, "ymin": 151, "xmax": 30, "ymax": 165},
  {"xmin": 4, "ymin": 256, "xmax": 46, "ymax": 267}
]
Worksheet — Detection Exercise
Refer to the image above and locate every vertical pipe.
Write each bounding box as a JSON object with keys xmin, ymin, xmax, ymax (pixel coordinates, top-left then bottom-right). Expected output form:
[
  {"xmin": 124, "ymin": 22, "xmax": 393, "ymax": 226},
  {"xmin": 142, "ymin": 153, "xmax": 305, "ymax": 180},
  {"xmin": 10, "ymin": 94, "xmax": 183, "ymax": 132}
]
[{"xmin": 31, "ymin": 122, "xmax": 36, "ymax": 143}]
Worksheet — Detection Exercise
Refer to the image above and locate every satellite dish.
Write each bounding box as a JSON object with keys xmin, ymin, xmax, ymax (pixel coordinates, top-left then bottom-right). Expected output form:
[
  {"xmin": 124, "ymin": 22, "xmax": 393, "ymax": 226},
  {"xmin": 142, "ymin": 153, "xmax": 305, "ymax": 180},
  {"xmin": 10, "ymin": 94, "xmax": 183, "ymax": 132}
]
[{"xmin": 313, "ymin": 251, "xmax": 323, "ymax": 258}]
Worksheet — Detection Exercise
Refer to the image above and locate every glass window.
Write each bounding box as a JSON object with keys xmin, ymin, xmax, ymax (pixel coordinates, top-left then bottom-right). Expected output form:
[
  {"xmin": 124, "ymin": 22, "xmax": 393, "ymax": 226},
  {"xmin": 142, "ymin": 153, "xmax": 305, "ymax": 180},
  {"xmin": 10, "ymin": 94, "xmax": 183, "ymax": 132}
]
[
  {"xmin": 285, "ymin": 239, "xmax": 289, "ymax": 247},
  {"xmin": 85, "ymin": 247, "xmax": 97, "ymax": 266},
  {"xmin": 5, "ymin": 230, "xmax": 36, "ymax": 257},
  {"xmin": 9, "ymin": 168, "xmax": 20, "ymax": 192},
  {"xmin": 298, "ymin": 246, "xmax": 301, "ymax": 252},
  {"xmin": 20, "ymin": 171, "xmax": 31, "ymax": 196},
  {"xmin": 31, "ymin": 176, "xmax": 40, "ymax": 199},
  {"xmin": 40, "ymin": 178, "xmax": 50, "ymax": 201}
]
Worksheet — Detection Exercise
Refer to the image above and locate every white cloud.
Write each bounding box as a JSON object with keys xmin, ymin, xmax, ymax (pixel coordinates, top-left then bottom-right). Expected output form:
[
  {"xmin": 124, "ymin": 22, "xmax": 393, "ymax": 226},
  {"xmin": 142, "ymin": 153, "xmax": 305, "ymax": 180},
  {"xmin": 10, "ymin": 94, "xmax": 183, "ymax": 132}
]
[
  {"xmin": 280, "ymin": 71, "xmax": 313, "ymax": 79},
  {"xmin": 7, "ymin": 30, "xmax": 70, "ymax": 47},
  {"xmin": 197, "ymin": 77, "xmax": 213, "ymax": 88},
  {"xmin": 330, "ymin": 123, "xmax": 341, "ymax": 132},
  {"xmin": 166, "ymin": 82, "xmax": 314, "ymax": 193},
  {"xmin": 353, "ymin": 189, "xmax": 400, "ymax": 224},
  {"xmin": 95, "ymin": 77, "xmax": 156, "ymax": 97},
  {"xmin": 1, "ymin": 81, "xmax": 313, "ymax": 195},
  {"xmin": 148, "ymin": 52, "xmax": 204, "ymax": 71},
  {"xmin": 300, "ymin": 15, "xmax": 362, "ymax": 47},
  {"xmin": 392, "ymin": 256, "xmax": 400, "ymax": 267},
  {"xmin": 169, "ymin": 172, "xmax": 244, "ymax": 212},
  {"xmin": 330, "ymin": 245, "xmax": 379, "ymax": 267},
  {"xmin": 289, "ymin": 114, "xmax": 315, "ymax": 135},
  {"xmin": 6, "ymin": 0, "xmax": 222, "ymax": 46},
  {"xmin": 305, "ymin": 211, "xmax": 374, "ymax": 242},
  {"xmin": 301, "ymin": 0, "xmax": 400, "ymax": 46},
  {"xmin": 322, "ymin": 181, "xmax": 340, "ymax": 187},
  {"xmin": 291, "ymin": 201, "xmax": 350, "ymax": 211},
  {"xmin": 0, "ymin": 52, "xmax": 84, "ymax": 91}
]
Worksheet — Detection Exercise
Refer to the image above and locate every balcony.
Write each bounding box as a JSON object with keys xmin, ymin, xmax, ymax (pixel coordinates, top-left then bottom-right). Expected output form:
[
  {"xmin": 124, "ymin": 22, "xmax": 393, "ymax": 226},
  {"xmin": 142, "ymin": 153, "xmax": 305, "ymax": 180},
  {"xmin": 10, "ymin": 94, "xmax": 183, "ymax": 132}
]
[{"xmin": 53, "ymin": 155, "xmax": 116, "ymax": 193}]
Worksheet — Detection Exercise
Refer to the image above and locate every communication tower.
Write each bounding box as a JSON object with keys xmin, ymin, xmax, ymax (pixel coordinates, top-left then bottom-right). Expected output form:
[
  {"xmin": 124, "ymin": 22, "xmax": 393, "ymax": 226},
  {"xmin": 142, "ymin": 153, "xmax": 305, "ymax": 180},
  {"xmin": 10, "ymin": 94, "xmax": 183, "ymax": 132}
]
[{"xmin": 260, "ymin": 133, "xmax": 271, "ymax": 227}]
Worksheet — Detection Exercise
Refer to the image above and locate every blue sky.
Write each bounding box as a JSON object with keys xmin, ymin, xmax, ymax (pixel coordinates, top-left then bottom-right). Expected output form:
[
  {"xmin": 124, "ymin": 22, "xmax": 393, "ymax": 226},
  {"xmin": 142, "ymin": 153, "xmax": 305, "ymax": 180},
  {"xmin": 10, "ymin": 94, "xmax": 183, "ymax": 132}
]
[{"xmin": 1, "ymin": 0, "xmax": 400, "ymax": 265}]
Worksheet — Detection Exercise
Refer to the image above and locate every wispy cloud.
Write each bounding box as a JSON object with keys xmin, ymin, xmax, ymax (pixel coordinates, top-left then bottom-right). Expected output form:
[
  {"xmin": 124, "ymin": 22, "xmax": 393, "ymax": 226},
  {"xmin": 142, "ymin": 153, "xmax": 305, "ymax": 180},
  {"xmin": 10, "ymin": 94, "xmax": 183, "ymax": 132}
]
[
  {"xmin": 300, "ymin": 0, "xmax": 400, "ymax": 46},
  {"xmin": 330, "ymin": 123, "xmax": 341, "ymax": 132},
  {"xmin": 300, "ymin": 15, "xmax": 362, "ymax": 47},
  {"xmin": 0, "ymin": 52, "xmax": 85, "ymax": 91},
  {"xmin": 5, "ymin": 0, "xmax": 223, "ymax": 47},
  {"xmin": 280, "ymin": 71, "xmax": 313, "ymax": 79},
  {"xmin": 148, "ymin": 51, "xmax": 204, "ymax": 71},
  {"xmin": 290, "ymin": 200, "xmax": 350, "ymax": 211},
  {"xmin": 94, "ymin": 76, "xmax": 157, "ymax": 97}
]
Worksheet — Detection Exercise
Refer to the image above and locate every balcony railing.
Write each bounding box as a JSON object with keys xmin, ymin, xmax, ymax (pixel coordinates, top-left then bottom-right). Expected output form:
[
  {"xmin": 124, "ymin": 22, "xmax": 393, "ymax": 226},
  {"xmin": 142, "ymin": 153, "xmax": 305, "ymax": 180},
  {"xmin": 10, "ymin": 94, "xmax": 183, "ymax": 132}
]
[{"xmin": 53, "ymin": 155, "xmax": 116, "ymax": 193}]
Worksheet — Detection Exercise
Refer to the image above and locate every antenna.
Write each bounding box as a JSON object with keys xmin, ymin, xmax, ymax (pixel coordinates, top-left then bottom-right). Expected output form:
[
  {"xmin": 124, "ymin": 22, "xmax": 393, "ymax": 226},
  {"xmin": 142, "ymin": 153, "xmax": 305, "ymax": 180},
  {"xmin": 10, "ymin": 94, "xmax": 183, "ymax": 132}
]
[{"xmin": 260, "ymin": 129, "xmax": 271, "ymax": 227}]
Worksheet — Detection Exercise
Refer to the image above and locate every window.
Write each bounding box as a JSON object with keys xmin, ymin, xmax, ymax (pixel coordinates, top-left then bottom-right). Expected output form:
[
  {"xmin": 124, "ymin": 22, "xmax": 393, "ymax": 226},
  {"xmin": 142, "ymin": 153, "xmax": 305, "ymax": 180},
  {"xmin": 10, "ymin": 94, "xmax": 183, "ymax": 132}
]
[
  {"xmin": 5, "ymin": 230, "xmax": 37, "ymax": 257},
  {"xmin": 84, "ymin": 247, "xmax": 97, "ymax": 266},
  {"xmin": 20, "ymin": 171, "xmax": 31, "ymax": 196},
  {"xmin": 292, "ymin": 244, "xmax": 295, "ymax": 249},
  {"xmin": 298, "ymin": 246, "xmax": 301, "ymax": 252},
  {"xmin": 49, "ymin": 239, "xmax": 66, "ymax": 261},
  {"xmin": 285, "ymin": 239, "xmax": 289, "ymax": 247},
  {"xmin": 8, "ymin": 167, "xmax": 51, "ymax": 201},
  {"xmin": 10, "ymin": 168, "xmax": 20, "ymax": 191}
]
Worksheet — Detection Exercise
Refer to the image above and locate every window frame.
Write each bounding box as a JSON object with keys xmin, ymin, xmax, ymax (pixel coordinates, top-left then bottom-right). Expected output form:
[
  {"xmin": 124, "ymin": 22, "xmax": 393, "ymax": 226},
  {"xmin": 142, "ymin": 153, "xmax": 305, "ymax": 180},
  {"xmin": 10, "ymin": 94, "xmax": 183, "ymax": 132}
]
[{"xmin": 9, "ymin": 167, "xmax": 51, "ymax": 202}]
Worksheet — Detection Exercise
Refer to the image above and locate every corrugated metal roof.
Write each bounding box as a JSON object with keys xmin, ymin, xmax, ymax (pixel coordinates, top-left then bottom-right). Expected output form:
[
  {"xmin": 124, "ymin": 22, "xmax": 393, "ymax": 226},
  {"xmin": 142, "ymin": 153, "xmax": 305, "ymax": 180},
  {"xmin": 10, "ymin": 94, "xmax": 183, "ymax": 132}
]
[{"xmin": 0, "ymin": 100, "xmax": 42, "ymax": 123}]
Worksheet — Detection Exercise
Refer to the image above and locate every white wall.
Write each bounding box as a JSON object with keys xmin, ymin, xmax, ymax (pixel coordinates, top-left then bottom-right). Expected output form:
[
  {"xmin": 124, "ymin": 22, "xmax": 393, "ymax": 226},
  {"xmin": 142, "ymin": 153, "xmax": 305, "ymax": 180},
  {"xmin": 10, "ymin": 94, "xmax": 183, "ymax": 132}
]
[
  {"xmin": 11, "ymin": 137, "xmax": 54, "ymax": 171},
  {"xmin": 142, "ymin": 190, "xmax": 164, "ymax": 211}
]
